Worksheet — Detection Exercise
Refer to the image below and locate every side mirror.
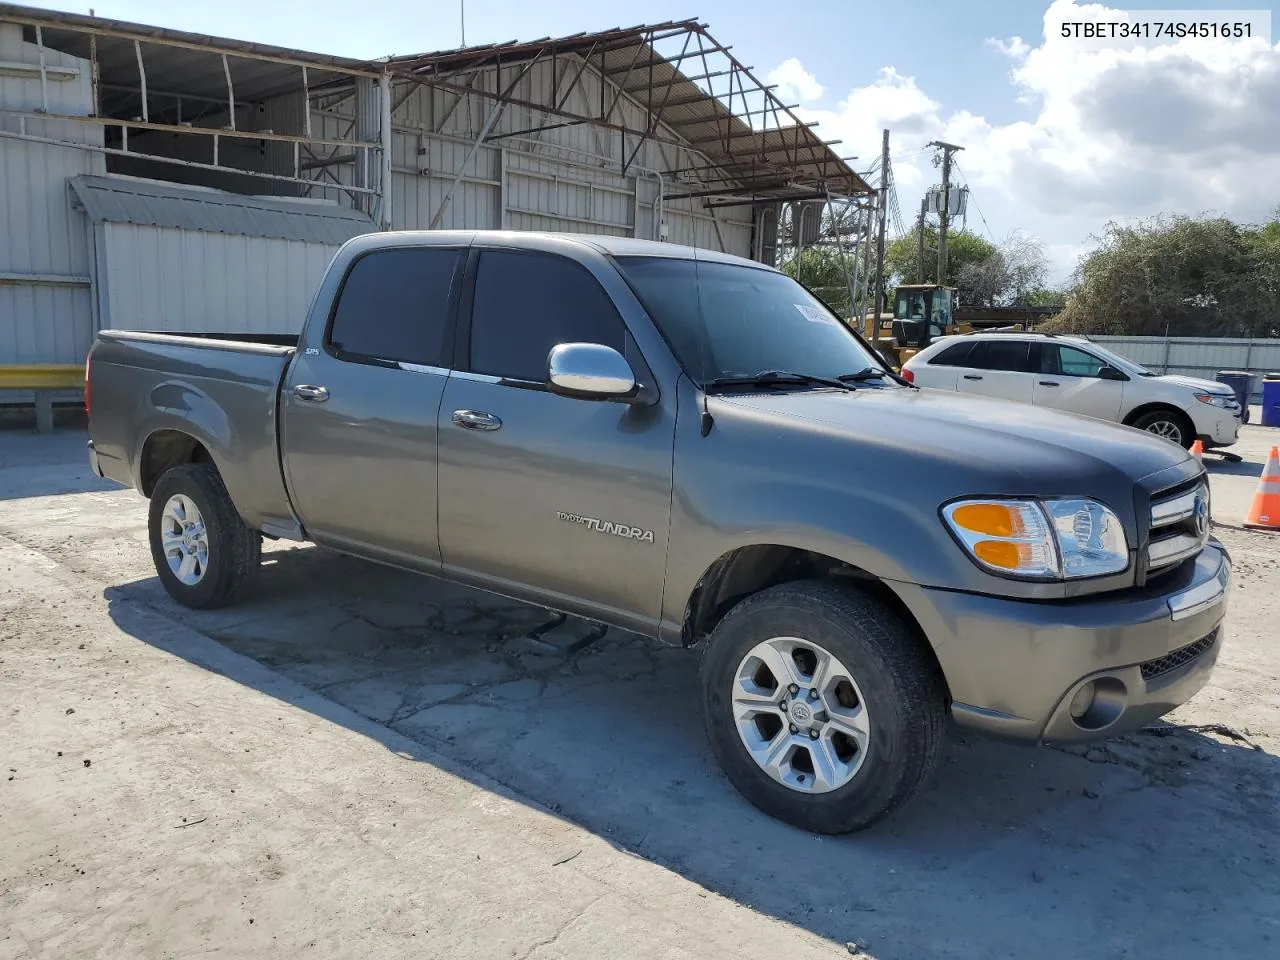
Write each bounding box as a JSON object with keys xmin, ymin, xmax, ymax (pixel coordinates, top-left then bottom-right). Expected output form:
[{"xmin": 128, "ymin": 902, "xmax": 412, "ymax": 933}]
[
  {"xmin": 1099, "ymin": 365, "xmax": 1128, "ymax": 381},
  {"xmin": 547, "ymin": 342, "xmax": 638, "ymax": 400}
]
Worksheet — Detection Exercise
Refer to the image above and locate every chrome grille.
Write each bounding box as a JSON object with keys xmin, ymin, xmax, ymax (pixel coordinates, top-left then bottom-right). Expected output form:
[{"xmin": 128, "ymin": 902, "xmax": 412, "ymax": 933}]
[{"xmin": 1147, "ymin": 480, "xmax": 1209, "ymax": 573}]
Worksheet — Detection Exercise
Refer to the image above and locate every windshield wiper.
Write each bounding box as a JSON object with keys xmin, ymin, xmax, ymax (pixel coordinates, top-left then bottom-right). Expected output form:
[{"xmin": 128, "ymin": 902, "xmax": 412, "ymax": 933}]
[
  {"xmin": 838, "ymin": 366, "xmax": 918, "ymax": 389},
  {"xmin": 836, "ymin": 367, "xmax": 886, "ymax": 382},
  {"xmin": 703, "ymin": 370, "xmax": 856, "ymax": 393}
]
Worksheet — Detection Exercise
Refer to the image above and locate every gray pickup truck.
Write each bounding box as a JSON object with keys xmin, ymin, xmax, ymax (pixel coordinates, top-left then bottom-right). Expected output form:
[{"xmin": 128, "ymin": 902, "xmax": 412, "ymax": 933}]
[{"xmin": 86, "ymin": 230, "xmax": 1230, "ymax": 833}]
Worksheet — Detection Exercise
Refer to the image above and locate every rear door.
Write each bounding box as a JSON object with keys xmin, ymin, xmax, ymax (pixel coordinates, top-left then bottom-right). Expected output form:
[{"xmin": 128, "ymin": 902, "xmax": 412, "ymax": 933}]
[
  {"xmin": 435, "ymin": 246, "xmax": 675, "ymax": 628},
  {"xmin": 955, "ymin": 339, "xmax": 1037, "ymax": 403},
  {"xmin": 910, "ymin": 339, "xmax": 976, "ymax": 391},
  {"xmin": 281, "ymin": 244, "xmax": 465, "ymax": 569},
  {"xmin": 1033, "ymin": 343, "xmax": 1125, "ymax": 421}
]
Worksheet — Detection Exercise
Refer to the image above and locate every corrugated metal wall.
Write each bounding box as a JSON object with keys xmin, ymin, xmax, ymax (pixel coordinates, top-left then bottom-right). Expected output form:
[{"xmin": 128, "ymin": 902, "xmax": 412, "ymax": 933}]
[
  {"xmin": 0, "ymin": 23, "xmax": 104, "ymax": 368},
  {"xmin": 95, "ymin": 223, "xmax": 338, "ymax": 334},
  {"xmin": 1091, "ymin": 336, "xmax": 1280, "ymax": 402}
]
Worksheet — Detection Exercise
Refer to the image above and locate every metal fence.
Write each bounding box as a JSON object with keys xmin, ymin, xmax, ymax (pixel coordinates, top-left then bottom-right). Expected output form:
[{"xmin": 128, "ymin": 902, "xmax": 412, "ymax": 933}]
[{"xmin": 1089, "ymin": 336, "xmax": 1280, "ymax": 402}]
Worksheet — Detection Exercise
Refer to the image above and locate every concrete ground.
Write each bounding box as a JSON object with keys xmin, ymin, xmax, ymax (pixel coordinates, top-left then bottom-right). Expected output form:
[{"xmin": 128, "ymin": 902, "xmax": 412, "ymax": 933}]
[{"xmin": 2, "ymin": 409, "xmax": 1278, "ymax": 960}]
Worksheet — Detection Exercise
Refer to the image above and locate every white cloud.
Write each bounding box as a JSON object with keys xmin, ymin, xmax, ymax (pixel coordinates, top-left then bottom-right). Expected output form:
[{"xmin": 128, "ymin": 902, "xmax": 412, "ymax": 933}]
[
  {"xmin": 772, "ymin": 0, "xmax": 1280, "ymax": 282},
  {"xmin": 985, "ymin": 36, "xmax": 1031, "ymax": 60},
  {"xmin": 766, "ymin": 57, "xmax": 824, "ymax": 103}
]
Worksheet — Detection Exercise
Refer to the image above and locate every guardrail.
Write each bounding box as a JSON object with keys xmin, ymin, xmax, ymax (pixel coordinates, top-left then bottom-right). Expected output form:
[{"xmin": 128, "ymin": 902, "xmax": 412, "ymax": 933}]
[{"xmin": 0, "ymin": 365, "xmax": 85, "ymax": 433}]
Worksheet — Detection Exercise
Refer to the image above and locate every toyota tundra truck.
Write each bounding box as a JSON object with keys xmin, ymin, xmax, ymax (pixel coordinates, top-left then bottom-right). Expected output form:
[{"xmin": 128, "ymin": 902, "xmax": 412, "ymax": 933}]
[{"xmin": 85, "ymin": 231, "xmax": 1231, "ymax": 834}]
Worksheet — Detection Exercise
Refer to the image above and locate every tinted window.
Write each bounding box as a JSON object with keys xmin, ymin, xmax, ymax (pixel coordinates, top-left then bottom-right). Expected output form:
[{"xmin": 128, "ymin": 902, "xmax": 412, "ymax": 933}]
[
  {"xmin": 614, "ymin": 257, "xmax": 882, "ymax": 383},
  {"xmin": 1046, "ymin": 344, "xmax": 1106, "ymax": 377},
  {"xmin": 469, "ymin": 250, "xmax": 625, "ymax": 382},
  {"xmin": 967, "ymin": 340, "xmax": 1033, "ymax": 373},
  {"xmin": 929, "ymin": 341, "xmax": 975, "ymax": 366},
  {"xmin": 328, "ymin": 248, "xmax": 462, "ymax": 367}
]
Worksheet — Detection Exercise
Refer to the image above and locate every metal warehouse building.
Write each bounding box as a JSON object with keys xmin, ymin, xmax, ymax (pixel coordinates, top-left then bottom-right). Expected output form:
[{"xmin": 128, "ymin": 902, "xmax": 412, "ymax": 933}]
[{"xmin": 0, "ymin": 3, "xmax": 868, "ymax": 410}]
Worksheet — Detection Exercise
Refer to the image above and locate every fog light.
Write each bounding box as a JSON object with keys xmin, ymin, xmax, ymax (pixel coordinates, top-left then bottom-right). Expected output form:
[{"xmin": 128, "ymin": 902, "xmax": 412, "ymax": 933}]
[{"xmin": 1069, "ymin": 682, "xmax": 1096, "ymax": 720}]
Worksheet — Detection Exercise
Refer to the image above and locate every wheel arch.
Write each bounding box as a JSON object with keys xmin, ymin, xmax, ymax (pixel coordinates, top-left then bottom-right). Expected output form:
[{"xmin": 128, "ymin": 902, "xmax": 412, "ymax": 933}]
[
  {"xmin": 679, "ymin": 544, "xmax": 945, "ymax": 687},
  {"xmin": 1122, "ymin": 401, "xmax": 1192, "ymax": 430},
  {"xmin": 1122, "ymin": 402, "xmax": 1195, "ymax": 445},
  {"xmin": 138, "ymin": 428, "xmax": 217, "ymax": 497}
]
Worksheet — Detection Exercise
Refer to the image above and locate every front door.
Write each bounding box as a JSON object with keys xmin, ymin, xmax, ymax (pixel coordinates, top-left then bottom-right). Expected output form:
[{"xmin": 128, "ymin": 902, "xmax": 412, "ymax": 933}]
[
  {"xmin": 281, "ymin": 244, "xmax": 465, "ymax": 569},
  {"xmin": 1033, "ymin": 343, "xmax": 1126, "ymax": 421},
  {"xmin": 436, "ymin": 247, "xmax": 675, "ymax": 629}
]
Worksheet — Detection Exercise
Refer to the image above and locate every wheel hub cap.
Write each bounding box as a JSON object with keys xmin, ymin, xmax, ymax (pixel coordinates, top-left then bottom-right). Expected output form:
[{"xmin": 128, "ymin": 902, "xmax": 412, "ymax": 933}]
[
  {"xmin": 731, "ymin": 637, "xmax": 871, "ymax": 794},
  {"xmin": 786, "ymin": 699, "xmax": 814, "ymax": 726},
  {"xmin": 160, "ymin": 494, "xmax": 210, "ymax": 586}
]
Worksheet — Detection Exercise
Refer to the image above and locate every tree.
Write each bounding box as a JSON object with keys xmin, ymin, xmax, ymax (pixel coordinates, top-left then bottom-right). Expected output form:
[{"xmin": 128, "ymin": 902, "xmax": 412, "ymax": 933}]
[
  {"xmin": 884, "ymin": 227, "xmax": 998, "ymax": 292},
  {"xmin": 1046, "ymin": 214, "xmax": 1280, "ymax": 337},
  {"xmin": 778, "ymin": 246, "xmax": 861, "ymax": 316},
  {"xmin": 882, "ymin": 228, "xmax": 1051, "ymax": 308}
]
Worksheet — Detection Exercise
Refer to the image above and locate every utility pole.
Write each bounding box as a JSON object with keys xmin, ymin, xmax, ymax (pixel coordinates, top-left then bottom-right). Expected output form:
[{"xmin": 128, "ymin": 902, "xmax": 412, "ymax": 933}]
[
  {"xmin": 928, "ymin": 140, "xmax": 963, "ymax": 287},
  {"xmin": 872, "ymin": 128, "xmax": 889, "ymax": 319},
  {"xmin": 915, "ymin": 197, "xmax": 926, "ymax": 283}
]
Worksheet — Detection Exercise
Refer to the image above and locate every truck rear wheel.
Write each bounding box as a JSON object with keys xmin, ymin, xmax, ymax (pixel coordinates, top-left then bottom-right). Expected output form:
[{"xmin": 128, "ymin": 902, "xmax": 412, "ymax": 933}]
[
  {"xmin": 148, "ymin": 463, "xmax": 261, "ymax": 609},
  {"xmin": 699, "ymin": 580, "xmax": 946, "ymax": 834}
]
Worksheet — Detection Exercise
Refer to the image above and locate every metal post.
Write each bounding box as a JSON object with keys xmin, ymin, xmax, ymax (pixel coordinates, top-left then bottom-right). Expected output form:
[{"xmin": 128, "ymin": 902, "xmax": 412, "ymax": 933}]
[
  {"xmin": 873, "ymin": 128, "xmax": 889, "ymax": 319},
  {"xmin": 89, "ymin": 34, "xmax": 99, "ymax": 117},
  {"xmin": 302, "ymin": 65, "xmax": 312, "ymax": 137},
  {"xmin": 35, "ymin": 26, "xmax": 48, "ymax": 113},
  {"xmin": 222, "ymin": 55, "xmax": 236, "ymax": 130},
  {"xmin": 378, "ymin": 72, "xmax": 393, "ymax": 230},
  {"xmin": 133, "ymin": 40, "xmax": 148, "ymax": 122}
]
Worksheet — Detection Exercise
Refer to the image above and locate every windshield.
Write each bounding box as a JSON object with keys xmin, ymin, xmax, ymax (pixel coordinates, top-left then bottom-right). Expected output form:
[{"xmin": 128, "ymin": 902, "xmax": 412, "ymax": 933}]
[
  {"xmin": 615, "ymin": 256, "xmax": 884, "ymax": 384},
  {"xmin": 1076, "ymin": 341, "xmax": 1153, "ymax": 376}
]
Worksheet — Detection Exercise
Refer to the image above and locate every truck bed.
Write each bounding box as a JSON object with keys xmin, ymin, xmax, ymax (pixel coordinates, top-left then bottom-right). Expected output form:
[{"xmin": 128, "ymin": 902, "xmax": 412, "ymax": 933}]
[{"xmin": 87, "ymin": 329, "xmax": 300, "ymax": 537}]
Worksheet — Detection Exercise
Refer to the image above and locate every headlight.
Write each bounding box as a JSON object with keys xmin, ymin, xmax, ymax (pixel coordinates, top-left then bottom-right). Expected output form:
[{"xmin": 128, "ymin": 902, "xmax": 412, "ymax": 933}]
[
  {"xmin": 1195, "ymin": 392, "xmax": 1235, "ymax": 409},
  {"xmin": 942, "ymin": 497, "xmax": 1129, "ymax": 580}
]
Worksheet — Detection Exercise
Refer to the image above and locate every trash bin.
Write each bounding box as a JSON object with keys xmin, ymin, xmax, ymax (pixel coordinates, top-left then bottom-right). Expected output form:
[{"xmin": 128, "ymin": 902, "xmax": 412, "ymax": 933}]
[
  {"xmin": 1263, "ymin": 374, "xmax": 1280, "ymax": 428},
  {"xmin": 1217, "ymin": 370, "xmax": 1254, "ymax": 424}
]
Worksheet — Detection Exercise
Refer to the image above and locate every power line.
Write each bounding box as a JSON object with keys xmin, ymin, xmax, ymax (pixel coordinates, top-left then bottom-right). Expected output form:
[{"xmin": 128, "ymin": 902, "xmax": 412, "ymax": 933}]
[{"xmin": 952, "ymin": 159, "xmax": 996, "ymax": 242}]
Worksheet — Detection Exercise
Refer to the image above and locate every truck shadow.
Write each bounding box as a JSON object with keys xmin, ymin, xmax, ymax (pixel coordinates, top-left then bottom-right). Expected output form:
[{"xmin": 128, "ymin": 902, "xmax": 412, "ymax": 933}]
[
  {"xmin": 103, "ymin": 544, "xmax": 1280, "ymax": 960},
  {"xmin": 1204, "ymin": 456, "xmax": 1265, "ymax": 478}
]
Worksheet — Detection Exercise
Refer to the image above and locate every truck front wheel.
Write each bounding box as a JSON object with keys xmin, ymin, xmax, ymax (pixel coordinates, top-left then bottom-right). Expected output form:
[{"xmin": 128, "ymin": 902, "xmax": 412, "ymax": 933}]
[
  {"xmin": 699, "ymin": 580, "xmax": 946, "ymax": 834},
  {"xmin": 148, "ymin": 463, "xmax": 261, "ymax": 609}
]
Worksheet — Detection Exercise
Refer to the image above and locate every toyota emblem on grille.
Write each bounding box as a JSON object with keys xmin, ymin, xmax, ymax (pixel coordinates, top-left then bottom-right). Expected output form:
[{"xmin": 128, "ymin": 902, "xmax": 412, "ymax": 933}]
[{"xmin": 1193, "ymin": 492, "xmax": 1208, "ymax": 538}]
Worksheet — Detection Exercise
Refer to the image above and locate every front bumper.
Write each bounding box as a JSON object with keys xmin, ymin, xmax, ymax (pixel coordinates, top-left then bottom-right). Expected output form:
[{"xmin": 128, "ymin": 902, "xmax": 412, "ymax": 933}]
[
  {"xmin": 1195, "ymin": 406, "xmax": 1241, "ymax": 448},
  {"xmin": 891, "ymin": 543, "xmax": 1230, "ymax": 743}
]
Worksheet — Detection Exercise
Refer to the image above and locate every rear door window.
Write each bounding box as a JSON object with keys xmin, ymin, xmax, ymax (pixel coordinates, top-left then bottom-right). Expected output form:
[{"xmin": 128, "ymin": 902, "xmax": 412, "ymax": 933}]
[
  {"xmin": 327, "ymin": 247, "xmax": 464, "ymax": 367},
  {"xmin": 967, "ymin": 340, "xmax": 1034, "ymax": 373},
  {"xmin": 467, "ymin": 250, "xmax": 625, "ymax": 383}
]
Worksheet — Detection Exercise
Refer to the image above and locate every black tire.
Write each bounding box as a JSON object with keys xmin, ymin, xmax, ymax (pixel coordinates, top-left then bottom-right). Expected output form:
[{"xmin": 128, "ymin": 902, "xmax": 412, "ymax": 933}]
[
  {"xmin": 1131, "ymin": 409, "xmax": 1194, "ymax": 449},
  {"xmin": 699, "ymin": 580, "xmax": 947, "ymax": 834},
  {"xmin": 148, "ymin": 463, "xmax": 261, "ymax": 609}
]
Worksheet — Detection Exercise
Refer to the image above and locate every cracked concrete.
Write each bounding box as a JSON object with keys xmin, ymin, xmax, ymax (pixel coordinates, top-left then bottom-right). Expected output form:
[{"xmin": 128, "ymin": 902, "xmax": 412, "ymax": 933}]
[{"xmin": 2, "ymin": 419, "xmax": 1280, "ymax": 959}]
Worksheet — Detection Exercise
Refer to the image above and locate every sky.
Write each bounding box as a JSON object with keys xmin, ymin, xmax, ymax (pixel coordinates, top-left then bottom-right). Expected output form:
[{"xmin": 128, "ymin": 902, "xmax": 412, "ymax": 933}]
[{"xmin": 26, "ymin": 0, "xmax": 1280, "ymax": 283}]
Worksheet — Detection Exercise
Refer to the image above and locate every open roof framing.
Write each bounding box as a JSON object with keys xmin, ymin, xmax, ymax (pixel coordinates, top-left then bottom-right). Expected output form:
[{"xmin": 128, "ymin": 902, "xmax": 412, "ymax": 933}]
[
  {"xmin": 384, "ymin": 21, "xmax": 871, "ymax": 202},
  {"xmin": 0, "ymin": 3, "xmax": 871, "ymax": 209}
]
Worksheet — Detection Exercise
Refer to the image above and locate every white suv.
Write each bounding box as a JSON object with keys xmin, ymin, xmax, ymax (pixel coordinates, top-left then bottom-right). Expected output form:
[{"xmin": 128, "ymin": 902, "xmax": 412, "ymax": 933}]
[{"xmin": 901, "ymin": 333, "xmax": 1241, "ymax": 450}]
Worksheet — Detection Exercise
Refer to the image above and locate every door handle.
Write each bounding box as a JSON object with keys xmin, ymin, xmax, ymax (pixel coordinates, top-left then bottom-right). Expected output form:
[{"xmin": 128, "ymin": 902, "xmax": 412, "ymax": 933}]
[
  {"xmin": 1038, "ymin": 380, "xmax": 1060, "ymax": 387},
  {"xmin": 293, "ymin": 384, "xmax": 329, "ymax": 402},
  {"xmin": 962, "ymin": 374, "xmax": 983, "ymax": 381},
  {"xmin": 452, "ymin": 409, "xmax": 502, "ymax": 431}
]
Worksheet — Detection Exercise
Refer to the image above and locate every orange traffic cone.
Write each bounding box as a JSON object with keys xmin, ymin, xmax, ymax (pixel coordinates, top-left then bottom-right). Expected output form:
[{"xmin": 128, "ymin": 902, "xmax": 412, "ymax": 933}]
[
  {"xmin": 1191, "ymin": 439, "xmax": 1204, "ymax": 460},
  {"xmin": 1244, "ymin": 446, "xmax": 1280, "ymax": 530}
]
